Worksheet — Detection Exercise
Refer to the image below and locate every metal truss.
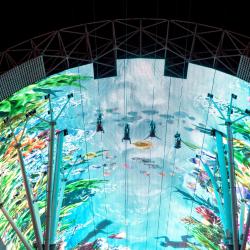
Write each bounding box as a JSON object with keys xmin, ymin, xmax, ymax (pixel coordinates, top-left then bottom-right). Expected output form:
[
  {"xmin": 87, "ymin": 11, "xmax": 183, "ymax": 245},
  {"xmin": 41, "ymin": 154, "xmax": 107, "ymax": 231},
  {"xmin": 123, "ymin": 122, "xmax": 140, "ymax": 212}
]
[{"xmin": 0, "ymin": 19, "xmax": 250, "ymax": 79}]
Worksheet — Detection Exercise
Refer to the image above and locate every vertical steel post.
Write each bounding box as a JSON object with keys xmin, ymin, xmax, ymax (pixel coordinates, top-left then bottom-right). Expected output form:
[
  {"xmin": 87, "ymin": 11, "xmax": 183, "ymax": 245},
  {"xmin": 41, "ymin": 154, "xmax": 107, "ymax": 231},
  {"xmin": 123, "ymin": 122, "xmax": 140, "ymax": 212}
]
[
  {"xmin": 51, "ymin": 181, "xmax": 66, "ymax": 248},
  {"xmin": 200, "ymin": 160, "xmax": 225, "ymax": 226},
  {"xmin": 240, "ymin": 205, "xmax": 250, "ymax": 250},
  {"xmin": 239, "ymin": 201, "xmax": 245, "ymax": 246},
  {"xmin": 44, "ymin": 120, "xmax": 56, "ymax": 250},
  {"xmin": 44, "ymin": 94, "xmax": 72, "ymax": 250},
  {"xmin": 215, "ymin": 131, "xmax": 232, "ymax": 243},
  {"xmin": 15, "ymin": 144, "xmax": 43, "ymax": 250},
  {"xmin": 208, "ymin": 94, "xmax": 240, "ymax": 249},
  {"xmin": 226, "ymin": 120, "xmax": 239, "ymax": 250},
  {"xmin": 0, "ymin": 202, "xmax": 32, "ymax": 250},
  {"xmin": 50, "ymin": 131, "xmax": 64, "ymax": 246},
  {"xmin": 0, "ymin": 237, "xmax": 6, "ymax": 250}
]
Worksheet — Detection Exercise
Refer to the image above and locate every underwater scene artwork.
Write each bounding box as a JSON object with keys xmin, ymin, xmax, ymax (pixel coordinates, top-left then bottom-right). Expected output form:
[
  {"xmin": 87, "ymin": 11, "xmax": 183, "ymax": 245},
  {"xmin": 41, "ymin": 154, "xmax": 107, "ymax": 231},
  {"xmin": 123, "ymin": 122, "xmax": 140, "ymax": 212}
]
[{"xmin": 0, "ymin": 59, "xmax": 249, "ymax": 250}]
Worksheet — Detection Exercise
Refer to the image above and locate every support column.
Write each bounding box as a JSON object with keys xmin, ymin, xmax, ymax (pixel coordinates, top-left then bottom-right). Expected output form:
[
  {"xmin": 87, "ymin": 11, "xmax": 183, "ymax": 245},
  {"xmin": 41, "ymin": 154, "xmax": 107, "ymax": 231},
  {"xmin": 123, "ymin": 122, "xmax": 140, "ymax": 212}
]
[
  {"xmin": 215, "ymin": 131, "xmax": 232, "ymax": 244},
  {"xmin": 50, "ymin": 130, "xmax": 65, "ymax": 247},
  {"xmin": 41, "ymin": 93, "xmax": 72, "ymax": 250},
  {"xmin": 15, "ymin": 143, "xmax": 43, "ymax": 250},
  {"xmin": 0, "ymin": 237, "xmax": 6, "ymax": 250},
  {"xmin": 240, "ymin": 205, "xmax": 250, "ymax": 250},
  {"xmin": 239, "ymin": 201, "xmax": 245, "ymax": 246},
  {"xmin": 200, "ymin": 160, "xmax": 225, "ymax": 226},
  {"xmin": 207, "ymin": 93, "xmax": 246, "ymax": 250},
  {"xmin": 0, "ymin": 202, "xmax": 32, "ymax": 250},
  {"xmin": 226, "ymin": 120, "xmax": 239, "ymax": 250},
  {"xmin": 44, "ymin": 120, "xmax": 56, "ymax": 250}
]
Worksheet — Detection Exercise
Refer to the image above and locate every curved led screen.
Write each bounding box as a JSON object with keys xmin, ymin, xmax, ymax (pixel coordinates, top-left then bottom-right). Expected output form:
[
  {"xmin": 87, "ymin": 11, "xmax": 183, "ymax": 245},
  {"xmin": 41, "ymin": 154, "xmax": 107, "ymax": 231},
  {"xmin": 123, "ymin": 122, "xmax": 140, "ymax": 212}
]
[{"xmin": 0, "ymin": 59, "xmax": 249, "ymax": 250}]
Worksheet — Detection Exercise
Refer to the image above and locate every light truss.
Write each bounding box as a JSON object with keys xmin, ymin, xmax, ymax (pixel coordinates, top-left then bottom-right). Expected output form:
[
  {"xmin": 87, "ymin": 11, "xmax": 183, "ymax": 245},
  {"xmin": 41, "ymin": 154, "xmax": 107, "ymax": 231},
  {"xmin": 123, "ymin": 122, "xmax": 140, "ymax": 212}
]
[
  {"xmin": 0, "ymin": 20, "xmax": 249, "ymax": 249},
  {"xmin": 0, "ymin": 19, "xmax": 249, "ymax": 79}
]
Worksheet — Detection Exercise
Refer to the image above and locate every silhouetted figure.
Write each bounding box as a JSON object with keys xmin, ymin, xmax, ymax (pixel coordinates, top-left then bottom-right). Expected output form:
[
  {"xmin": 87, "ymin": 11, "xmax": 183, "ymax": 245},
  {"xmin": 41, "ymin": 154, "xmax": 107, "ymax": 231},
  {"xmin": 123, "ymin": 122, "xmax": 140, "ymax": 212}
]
[
  {"xmin": 145, "ymin": 120, "xmax": 160, "ymax": 139},
  {"xmin": 155, "ymin": 235, "xmax": 194, "ymax": 248},
  {"xmin": 79, "ymin": 219, "xmax": 112, "ymax": 244},
  {"xmin": 174, "ymin": 132, "xmax": 181, "ymax": 149},
  {"xmin": 96, "ymin": 113, "xmax": 104, "ymax": 133},
  {"xmin": 122, "ymin": 123, "xmax": 131, "ymax": 143}
]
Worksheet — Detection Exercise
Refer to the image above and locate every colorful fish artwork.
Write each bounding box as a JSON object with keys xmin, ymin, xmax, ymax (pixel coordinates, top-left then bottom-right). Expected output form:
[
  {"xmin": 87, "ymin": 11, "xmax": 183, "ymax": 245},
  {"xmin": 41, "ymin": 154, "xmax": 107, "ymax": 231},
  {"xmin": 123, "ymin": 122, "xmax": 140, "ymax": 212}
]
[
  {"xmin": 0, "ymin": 61, "xmax": 249, "ymax": 250},
  {"xmin": 108, "ymin": 231, "xmax": 126, "ymax": 239},
  {"xmin": 132, "ymin": 140, "xmax": 153, "ymax": 149}
]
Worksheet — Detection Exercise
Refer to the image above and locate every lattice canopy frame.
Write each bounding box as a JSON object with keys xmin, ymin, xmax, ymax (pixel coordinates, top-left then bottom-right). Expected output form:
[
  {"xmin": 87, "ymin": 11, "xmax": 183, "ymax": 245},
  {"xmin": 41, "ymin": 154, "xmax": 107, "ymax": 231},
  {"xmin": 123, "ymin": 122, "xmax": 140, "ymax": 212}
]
[{"xmin": 0, "ymin": 19, "xmax": 250, "ymax": 80}]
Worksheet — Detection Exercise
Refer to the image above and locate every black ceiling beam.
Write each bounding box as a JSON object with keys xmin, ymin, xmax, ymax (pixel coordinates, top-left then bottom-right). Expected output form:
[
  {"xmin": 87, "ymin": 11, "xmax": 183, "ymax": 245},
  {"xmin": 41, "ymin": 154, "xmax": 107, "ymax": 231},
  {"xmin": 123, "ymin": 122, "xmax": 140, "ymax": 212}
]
[{"xmin": 0, "ymin": 19, "xmax": 249, "ymax": 81}]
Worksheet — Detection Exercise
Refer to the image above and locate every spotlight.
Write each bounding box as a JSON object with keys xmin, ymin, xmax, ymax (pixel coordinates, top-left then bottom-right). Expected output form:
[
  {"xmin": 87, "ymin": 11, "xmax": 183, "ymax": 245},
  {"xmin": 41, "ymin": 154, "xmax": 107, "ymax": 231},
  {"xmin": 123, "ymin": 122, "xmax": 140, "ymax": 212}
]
[
  {"xmin": 63, "ymin": 129, "xmax": 68, "ymax": 136},
  {"xmin": 67, "ymin": 93, "xmax": 73, "ymax": 99},
  {"xmin": 207, "ymin": 93, "xmax": 213, "ymax": 99},
  {"xmin": 26, "ymin": 109, "xmax": 37, "ymax": 118},
  {"xmin": 210, "ymin": 129, "xmax": 216, "ymax": 136},
  {"xmin": 30, "ymin": 109, "xmax": 36, "ymax": 115},
  {"xmin": 245, "ymin": 109, "xmax": 250, "ymax": 115},
  {"xmin": 3, "ymin": 117, "xmax": 9, "ymax": 124},
  {"xmin": 231, "ymin": 94, "xmax": 237, "ymax": 99},
  {"xmin": 44, "ymin": 94, "xmax": 50, "ymax": 100}
]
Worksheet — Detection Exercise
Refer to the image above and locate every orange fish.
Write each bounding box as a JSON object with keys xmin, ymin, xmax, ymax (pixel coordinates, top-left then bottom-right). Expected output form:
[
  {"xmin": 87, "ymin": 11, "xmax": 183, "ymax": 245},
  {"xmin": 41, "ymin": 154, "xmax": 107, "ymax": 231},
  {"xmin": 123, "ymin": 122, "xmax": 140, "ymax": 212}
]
[
  {"xmin": 4, "ymin": 134, "xmax": 46, "ymax": 158},
  {"xmin": 132, "ymin": 140, "xmax": 153, "ymax": 149},
  {"xmin": 22, "ymin": 152, "xmax": 29, "ymax": 157}
]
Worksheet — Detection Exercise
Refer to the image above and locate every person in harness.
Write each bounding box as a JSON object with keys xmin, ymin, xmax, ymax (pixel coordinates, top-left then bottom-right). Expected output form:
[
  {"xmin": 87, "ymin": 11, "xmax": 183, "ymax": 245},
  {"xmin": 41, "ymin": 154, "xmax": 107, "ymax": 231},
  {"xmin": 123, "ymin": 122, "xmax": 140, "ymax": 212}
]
[
  {"xmin": 145, "ymin": 120, "xmax": 160, "ymax": 140},
  {"xmin": 96, "ymin": 113, "xmax": 104, "ymax": 133},
  {"xmin": 174, "ymin": 132, "xmax": 181, "ymax": 149},
  {"xmin": 122, "ymin": 123, "xmax": 131, "ymax": 143}
]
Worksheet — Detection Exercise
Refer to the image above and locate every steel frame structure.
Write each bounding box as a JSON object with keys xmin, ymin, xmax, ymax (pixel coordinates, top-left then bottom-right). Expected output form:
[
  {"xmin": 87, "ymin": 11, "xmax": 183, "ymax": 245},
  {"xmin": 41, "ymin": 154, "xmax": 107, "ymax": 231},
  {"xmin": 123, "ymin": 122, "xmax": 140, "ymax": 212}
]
[
  {"xmin": 0, "ymin": 19, "xmax": 249, "ymax": 79},
  {"xmin": 0, "ymin": 19, "xmax": 250, "ymax": 249}
]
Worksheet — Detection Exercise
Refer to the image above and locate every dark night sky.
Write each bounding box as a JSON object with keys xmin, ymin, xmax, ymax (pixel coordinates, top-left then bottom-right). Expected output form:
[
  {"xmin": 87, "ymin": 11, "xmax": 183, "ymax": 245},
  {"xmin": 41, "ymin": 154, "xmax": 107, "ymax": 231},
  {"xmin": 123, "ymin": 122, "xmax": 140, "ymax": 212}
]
[{"xmin": 0, "ymin": 0, "xmax": 249, "ymax": 51}]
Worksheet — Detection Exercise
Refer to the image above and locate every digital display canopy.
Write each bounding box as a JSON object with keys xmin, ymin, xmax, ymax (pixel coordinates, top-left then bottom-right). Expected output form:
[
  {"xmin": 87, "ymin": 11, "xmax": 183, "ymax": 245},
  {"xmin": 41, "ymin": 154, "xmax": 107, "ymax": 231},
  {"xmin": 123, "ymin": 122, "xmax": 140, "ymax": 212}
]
[{"xmin": 0, "ymin": 59, "xmax": 249, "ymax": 249}]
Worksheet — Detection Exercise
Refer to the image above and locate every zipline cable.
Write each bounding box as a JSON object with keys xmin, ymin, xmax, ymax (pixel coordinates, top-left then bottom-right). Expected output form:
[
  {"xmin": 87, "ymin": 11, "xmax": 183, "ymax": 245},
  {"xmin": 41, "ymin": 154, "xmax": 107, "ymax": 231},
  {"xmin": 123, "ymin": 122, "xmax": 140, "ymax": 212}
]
[
  {"xmin": 123, "ymin": 60, "xmax": 129, "ymax": 248},
  {"xmin": 123, "ymin": 1, "xmax": 129, "ymax": 247},
  {"xmin": 66, "ymin": 66, "xmax": 97, "ymax": 247},
  {"xmin": 97, "ymin": 77, "xmax": 109, "ymax": 242},
  {"xmin": 155, "ymin": 77, "xmax": 171, "ymax": 250},
  {"xmin": 165, "ymin": 77, "xmax": 184, "ymax": 238},
  {"xmin": 145, "ymin": 86, "xmax": 155, "ymax": 249}
]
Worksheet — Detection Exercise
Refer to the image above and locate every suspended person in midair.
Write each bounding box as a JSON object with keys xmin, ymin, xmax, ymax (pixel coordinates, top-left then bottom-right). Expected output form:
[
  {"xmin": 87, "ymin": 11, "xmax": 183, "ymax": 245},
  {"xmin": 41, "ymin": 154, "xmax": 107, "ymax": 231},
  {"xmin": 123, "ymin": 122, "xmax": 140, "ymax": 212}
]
[
  {"xmin": 122, "ymin": 123, "xmax": 131, "ymax": 143},
  {"xmin": 174, "ymin": 132, "xmax": 181, "ymax": 149},
  {"xmin": 96, "ymin": 113, "xmax": 104, "ymax": 133},
  {"xmin": 144, "ymin": 120, "xmax": 160, "ymax": 139}
]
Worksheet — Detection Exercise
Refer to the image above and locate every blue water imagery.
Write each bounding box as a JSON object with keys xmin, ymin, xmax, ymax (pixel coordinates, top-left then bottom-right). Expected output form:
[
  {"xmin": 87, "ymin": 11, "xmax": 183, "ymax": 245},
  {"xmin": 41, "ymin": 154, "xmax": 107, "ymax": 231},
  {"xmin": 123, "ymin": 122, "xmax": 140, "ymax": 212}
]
[{"xmin": 0, "ymin": 59, "xmax": 249, "ymax": 250}]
